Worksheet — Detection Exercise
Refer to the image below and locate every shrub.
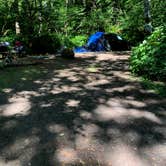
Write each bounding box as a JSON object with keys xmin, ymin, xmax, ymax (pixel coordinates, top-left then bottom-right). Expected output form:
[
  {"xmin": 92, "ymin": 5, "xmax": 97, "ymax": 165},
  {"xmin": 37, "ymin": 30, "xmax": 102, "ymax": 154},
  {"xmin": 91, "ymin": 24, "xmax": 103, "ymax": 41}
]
[
  {"xmin": 56, "ymin": 34, "xmax": 87, "ymax": 48},
  {"xmin": 61, "ymin": 36, "xmax": 74, "ymax": 48},
  {"xmin": 0, "ymin": 35, "xmax": 15, "ymax": 44},
  {"xmin": 130, "ymin": 26, "xmax": 166, "ymax": 81},
  {"xmin": 70, "ymin": 35, "xmax": 87, "ymax": 47},
  {"xmin": 31, "ymin": 34, "xmax": 61, "ymax": 54}
]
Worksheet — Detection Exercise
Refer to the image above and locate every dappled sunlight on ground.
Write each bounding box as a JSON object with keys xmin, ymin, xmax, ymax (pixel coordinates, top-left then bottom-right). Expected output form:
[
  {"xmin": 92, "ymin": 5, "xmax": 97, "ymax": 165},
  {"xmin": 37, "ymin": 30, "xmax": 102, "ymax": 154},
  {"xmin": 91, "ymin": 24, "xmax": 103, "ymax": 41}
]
[
  {"xmin": 0, "ymin": 159, "xmax": 21, "ymax": 166},
  {"xmin": 94, "ymin": 99, "xmax": 162, "ymax": 124},
  {"xmin": 0, "ymin": 52, "xmax": 166, "ymax": 165},
  {"xmin": 66, "ymin": 99, "xmax": 80, "ymax": 107},
  {"xmin": 2, "ymin": 136, "xmax": 39, "ymax": 158},
  {"xmin": 47, "ymin": 124, "xmax": 67, "ymax": 134},
  {"xmin": 0, "ymin": 97, "xmax": 31, "ymax": 117},
  {"xmin": 143, "ymin": 144, "xmax": 166, "ymax": 164},
  {"xmin": 104, "ymin": 142, "xmax": 149, "ymax": 166},
  {"xmin": 55, "ymin": 147, "xmax": 78, "ymax": 164},
  {"xmin": 1, "ymin": 88, "xmax": 13, "ymax": 93}
]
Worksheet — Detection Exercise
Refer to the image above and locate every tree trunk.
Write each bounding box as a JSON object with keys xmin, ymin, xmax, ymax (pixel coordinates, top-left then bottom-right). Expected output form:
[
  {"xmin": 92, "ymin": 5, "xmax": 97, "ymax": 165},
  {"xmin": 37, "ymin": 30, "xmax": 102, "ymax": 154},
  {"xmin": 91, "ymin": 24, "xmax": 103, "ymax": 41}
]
[
  {"xmin": 144, "ymin": 0, "xmax": 153, "ymax": 34},
  {"xmin": 15, "ymin": 21, "xmax": 20, "ymax": 34}
]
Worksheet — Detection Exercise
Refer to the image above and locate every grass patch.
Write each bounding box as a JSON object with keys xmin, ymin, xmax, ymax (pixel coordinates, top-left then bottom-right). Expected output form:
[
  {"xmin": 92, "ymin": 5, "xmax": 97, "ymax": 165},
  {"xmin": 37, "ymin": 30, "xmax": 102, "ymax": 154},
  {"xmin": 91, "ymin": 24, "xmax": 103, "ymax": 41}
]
[
  {"xmin": 140, "ymin": 78, "xmax": 166, "ymax": 97},
  {"xmin": 0, "ymin": 65, "xmax": 44, "ymax": 92}
]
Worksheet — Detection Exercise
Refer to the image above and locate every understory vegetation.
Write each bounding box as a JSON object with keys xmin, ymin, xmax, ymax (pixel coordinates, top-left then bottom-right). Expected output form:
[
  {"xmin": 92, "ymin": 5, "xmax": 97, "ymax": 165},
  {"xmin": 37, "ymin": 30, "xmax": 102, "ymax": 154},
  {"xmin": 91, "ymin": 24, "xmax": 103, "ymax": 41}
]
[
  {"xmin": 130, "ymin": 26, "xmax": 166, "ymax": 81},
  {"xmin": 0, "ymin": 0, "xmax": 165, "ymax": 81}
]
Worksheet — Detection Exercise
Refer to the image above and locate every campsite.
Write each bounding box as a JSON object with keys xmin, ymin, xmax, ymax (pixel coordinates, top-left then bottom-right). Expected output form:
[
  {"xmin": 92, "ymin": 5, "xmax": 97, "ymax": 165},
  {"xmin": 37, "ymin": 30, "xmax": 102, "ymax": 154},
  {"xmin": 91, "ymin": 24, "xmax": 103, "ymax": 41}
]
[{"xmin": 0, "ymin": 1, "xmax": 166, "ymax": 166}]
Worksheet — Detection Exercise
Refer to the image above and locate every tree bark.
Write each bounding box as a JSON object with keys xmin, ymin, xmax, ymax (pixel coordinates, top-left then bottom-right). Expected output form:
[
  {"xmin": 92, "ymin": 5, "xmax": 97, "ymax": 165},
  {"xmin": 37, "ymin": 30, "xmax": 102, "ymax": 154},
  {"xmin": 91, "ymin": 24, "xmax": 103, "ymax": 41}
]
[{"xmin": 144, "ymin": 0, "xmax": 153, "ymax": 34}]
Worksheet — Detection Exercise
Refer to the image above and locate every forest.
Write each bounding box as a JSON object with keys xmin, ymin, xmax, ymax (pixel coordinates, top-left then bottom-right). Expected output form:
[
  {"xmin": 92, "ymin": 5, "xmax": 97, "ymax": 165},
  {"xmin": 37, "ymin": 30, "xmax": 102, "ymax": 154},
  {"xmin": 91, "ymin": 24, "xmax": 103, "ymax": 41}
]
[{"xmin": 0, "ymin": 0, "xmax": 166, "ymax": 80}]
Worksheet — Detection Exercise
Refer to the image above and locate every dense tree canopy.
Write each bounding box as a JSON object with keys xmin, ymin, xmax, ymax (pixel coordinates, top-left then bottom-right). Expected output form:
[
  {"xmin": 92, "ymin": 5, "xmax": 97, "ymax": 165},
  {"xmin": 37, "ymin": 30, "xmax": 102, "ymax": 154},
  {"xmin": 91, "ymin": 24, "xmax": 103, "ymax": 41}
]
[{"xmin": 0, "ymin": 0, "xmax": 165, "ymax": 41}]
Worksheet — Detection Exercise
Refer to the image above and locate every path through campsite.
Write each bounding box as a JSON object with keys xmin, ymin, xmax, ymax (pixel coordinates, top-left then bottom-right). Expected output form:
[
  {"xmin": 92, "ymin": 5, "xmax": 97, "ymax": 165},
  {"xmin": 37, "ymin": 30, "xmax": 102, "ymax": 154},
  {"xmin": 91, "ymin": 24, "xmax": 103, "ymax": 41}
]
[{"xmin": 0, "ymin": 52, "xmax": 166, "ymax": 166}]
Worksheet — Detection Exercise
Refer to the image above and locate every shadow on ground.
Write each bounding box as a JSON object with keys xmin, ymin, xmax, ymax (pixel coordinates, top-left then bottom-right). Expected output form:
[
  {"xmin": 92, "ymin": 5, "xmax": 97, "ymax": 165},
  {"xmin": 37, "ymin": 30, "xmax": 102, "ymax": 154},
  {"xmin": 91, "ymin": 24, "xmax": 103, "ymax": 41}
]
[{"xmin": 0, "ymin": 52, "xmax": 166, "ymax": 166}]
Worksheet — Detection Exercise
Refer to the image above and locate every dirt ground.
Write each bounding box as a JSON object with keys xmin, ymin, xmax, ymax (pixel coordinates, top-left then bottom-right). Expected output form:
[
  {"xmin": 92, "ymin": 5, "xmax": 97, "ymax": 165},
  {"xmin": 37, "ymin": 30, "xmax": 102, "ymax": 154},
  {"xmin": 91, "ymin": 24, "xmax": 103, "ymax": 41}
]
[{"xmin": 0, "ymin": 52, "xmax": 166, "ymax": 166}]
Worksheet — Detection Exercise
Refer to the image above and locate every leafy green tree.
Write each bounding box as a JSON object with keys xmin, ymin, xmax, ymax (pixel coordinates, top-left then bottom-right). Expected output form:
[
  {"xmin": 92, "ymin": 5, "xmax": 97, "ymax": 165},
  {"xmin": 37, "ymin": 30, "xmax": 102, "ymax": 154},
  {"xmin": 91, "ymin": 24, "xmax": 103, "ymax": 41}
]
[{"xmin": 130, "ymin": 26, "xmax": 166, "ymax": 80}]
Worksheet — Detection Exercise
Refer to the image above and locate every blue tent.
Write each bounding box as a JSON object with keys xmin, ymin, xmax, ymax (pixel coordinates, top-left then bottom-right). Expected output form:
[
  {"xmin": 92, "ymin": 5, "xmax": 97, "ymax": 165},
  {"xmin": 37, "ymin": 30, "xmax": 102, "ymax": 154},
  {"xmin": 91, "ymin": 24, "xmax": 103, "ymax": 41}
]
[
  {"xmin": 74, "ymin": 32, "xmax": 105, "ymax": 53},
  {"xmin": 74, "ymin": 32, "xmax": 131, "ymax": 53},
  {"xmin": 87, "ymin": 32, "xmax": 104, "ymax": 49}
]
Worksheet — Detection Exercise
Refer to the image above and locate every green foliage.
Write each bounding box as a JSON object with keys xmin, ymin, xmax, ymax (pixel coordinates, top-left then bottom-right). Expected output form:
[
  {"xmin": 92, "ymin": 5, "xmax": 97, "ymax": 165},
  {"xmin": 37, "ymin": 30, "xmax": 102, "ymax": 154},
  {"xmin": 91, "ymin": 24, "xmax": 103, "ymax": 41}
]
[
  {"xmin": 151, "ymin": 0, "xmax": 166, "ymax": 27},
  {"xmin": 55, "ymin": 34, "xmax": 87, "ymax": 48},
  {"xmin": 70, "ymin": 35, "xmax": 87, "ymax": 47},
  {"xmin": 0, "ymin": 34, "xmax": 16, "ymax": 44},
  {"xmin": 55, "ymin": 34, "xmax": 74, "ymax": 48},
  {"xmin": 130, "ymin": 26, "xmax": 166, "ymax": 81},
  {"xmin": 140, "ymin": 78, "xmax": 166, "ymax": 97},
  {"xmin": 120, "ymin": 1, "xmax": 145, "ymax": 45},
  {"xmin": 0, "ymin": 0, "xmax": 165, "ymax": 51}
]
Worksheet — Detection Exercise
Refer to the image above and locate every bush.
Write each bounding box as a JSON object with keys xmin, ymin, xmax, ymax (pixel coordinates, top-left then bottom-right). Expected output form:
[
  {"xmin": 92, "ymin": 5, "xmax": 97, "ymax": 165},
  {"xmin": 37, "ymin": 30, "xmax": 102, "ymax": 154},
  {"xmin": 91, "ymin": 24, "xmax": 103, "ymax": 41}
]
[
  {"xmin": 130, "ymin": 26, "xmax": 166, "ymax": 81},
  {"xmin": 70, "ymin": 35, "xmax": 87, "ymax": 47},
  {"xmin": 0, "ymin": 35, "xmax": 15, "ymax": 43},
  {"xmin": 121, "ymin": 28, "xmax": 145, "ymax": 46},
  {"xmin": 56, "ymin": 34, "xmax": 87, "ymax": 48},
  {"xmin": 61, "ymin": 35, "xmax": 74, "ymax": 48},
  {"xmin": 31, "ymin": 34, "xmax": 61, "ymax": 54}
]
